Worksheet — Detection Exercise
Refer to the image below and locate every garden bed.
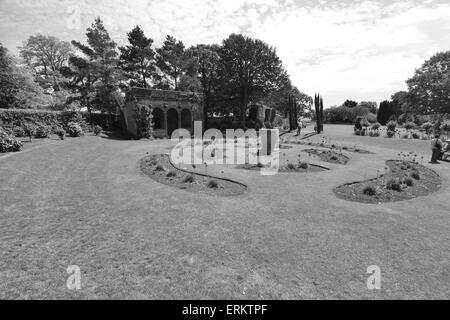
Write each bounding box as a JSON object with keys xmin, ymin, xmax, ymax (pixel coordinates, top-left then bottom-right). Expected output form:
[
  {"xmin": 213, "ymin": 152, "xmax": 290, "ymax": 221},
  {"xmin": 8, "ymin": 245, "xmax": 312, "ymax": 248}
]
[
  {"xmin": 302, "ymin": 148, "xmax": 350, "ymax": 165},
  {"xmin": 236, "ymin": 162, "xmax": 329, "ymax": 173},
  {"xmin": 334, "ymin": 160, "xmax": 442, "ymax": 203},
  {"xmin": 140, "ymin": 154, "xmax": 247, "ymax": 197},
  {"xmin": 283, "ymin": 139, "xmax": 374, "ymax": 154}
]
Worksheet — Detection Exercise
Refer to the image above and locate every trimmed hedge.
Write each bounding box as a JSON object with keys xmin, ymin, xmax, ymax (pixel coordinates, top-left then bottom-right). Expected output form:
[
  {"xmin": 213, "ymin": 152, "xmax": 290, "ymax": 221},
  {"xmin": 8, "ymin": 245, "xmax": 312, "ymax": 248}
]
[{"xmin": 0, "ymin": 109, "xmax": 121, "ymax": 131}]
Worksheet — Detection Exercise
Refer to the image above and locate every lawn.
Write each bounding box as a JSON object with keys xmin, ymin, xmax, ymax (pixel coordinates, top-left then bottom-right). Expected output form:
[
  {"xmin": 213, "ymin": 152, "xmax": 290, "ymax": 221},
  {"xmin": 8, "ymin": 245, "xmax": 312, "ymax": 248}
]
[{"xmin": 0, "ymin": 125, "xmax": 449, "ymax": 299}]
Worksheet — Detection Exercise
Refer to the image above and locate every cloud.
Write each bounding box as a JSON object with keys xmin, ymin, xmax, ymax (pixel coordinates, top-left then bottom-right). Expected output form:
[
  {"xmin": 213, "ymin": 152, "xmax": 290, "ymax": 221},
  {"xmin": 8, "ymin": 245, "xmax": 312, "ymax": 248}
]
[{"xmin": 0, "ymin": 0, "xmax": 449, "ymax": 106}]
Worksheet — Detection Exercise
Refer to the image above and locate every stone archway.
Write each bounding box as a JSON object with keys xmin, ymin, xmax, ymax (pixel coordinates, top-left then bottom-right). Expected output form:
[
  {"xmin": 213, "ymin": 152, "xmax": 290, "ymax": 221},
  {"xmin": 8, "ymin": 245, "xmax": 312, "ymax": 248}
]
[
  {"xmin": 152, "ymin": 108, "xmax": 165, "ymax": 130},
  {"xmin": 181, "ymin": 109, "xmax": 192, "ymax": 130},
  {"xmin": 167, "ymin": 108, "xmax": 179, "ymax": 137}
]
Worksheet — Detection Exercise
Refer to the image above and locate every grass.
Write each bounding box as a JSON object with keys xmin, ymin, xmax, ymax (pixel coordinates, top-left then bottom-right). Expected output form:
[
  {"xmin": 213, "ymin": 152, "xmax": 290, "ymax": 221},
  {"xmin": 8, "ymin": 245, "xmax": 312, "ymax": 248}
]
[{"xmin": 0, "ymin": 126, "xmax": 449, "ymax": 299}]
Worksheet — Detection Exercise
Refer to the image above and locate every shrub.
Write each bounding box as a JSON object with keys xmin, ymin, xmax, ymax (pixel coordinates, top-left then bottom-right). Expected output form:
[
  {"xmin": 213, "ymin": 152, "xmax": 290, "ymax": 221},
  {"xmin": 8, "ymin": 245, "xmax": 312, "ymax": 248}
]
[
  {"xmin": 93, "ymin": 125, "xmax": 103, "ymax": 136},
  {"xmin": 0, "ymin": 129, "xmax": 23, "ymax": 153},
  {"xmin": 13, "ymin": 126, "xmax": 25, "ymax": 137},
  {"xmin": 371, "ymin": 123, "xmax": 381, "ymax": 130},
  {"xmin": 355, "ymin": 129, "xmax": 361, "ymax": 136},
  {"xmin": 363, "ymin": 185, "xmax": 377, "ymax": 196},
  {"xmin": 440, "ymin": 121, "xmax": 450, "ymax": 133},
  {"xmin": 207, "ymin": 180, "xmax": 219, "ymax": 189},
  {"xmin": 410, "ymin": 171, "xmax": 421, "ymax": 180},
  {"xmin": 166, "ymin": 170, "xmax": 177, "ymax": 177},
  {"xmin": 421, "ymin": 122, "xmax": 434, "ymax": 134},
  {"xmin": 55, "ymin": 128, "xmax": 66, "ymax": 140},
  {"xmin": 412, "ymin": 132, "xmax": 420, "ymax": 139},
  {"xmin": 35, "ymin": 124, "xmax": 51, "ymax": 138},
  {"xmin": 372, "ymin": 131, "xmax": 380, "ymax": 137},
  {"xmin": 23, "ymin": 123, "xmax": 36, "ymax": 141},
  {"xmin": 403, "ymin": 177, "xmax": 414, "ymax": 186},
  {"xmin": 287, "ymin": 163, "xmax": 296, "ymax": 170},
  {"xmin": 183, "ymin": 175, "xmax": 194, "ymax": 183},
  {"xmin": 400, "ymin": 133, "xmax": 410, "ymax": 139},
  {"xmin": 386, "ymin": 120, "xmax": 397, "ymax": 132},
  {"xmin": 154, "ymin": 165, "xmax": 165, "ymax": 172},
  {"xmin": 404, "ymin": 122, "xmax": 416, "ymax": 131},
  {"xmin": 366, "ymin": 113, "xmax": 377, "ymax": 124},
  {"xmin": 66, "ymin": 122, "xmax": 83, "ymax": 137},
  {"xmin": 386, "ymin": 131, "xmax": 395, "ymax": 138},
  {"xmin": 299, "ymin": 162, "xmax": 309, "ymax": 169},
  {"xmin": 386, "ymin": 179, "xmax": 402, "ymax": 191}
]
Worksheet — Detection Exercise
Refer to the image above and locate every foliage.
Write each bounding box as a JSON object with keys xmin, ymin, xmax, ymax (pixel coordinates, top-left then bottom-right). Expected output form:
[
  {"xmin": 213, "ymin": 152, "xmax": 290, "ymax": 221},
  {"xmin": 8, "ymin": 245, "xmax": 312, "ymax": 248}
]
[
  {"xmin": 404, "ymin": 122, "xmax": 416, "ymax": 130},
  {"xmin": 93, "ymin": 125, "xmax": 103, "ymax": 136},
  {"xmin": 35, "ymin": 124, "xmax": 51, "ymax": 138},
  {"xmin": 119, "ymin": 26, "xmax": 156, "ymax": 88},
  {"xmin": 371, "ymin": 123, "xmax": 381, "ymax": 130},
  {"xmin": 386, "ymin": 179, "xmax": 401, "ymax": 191},
  {"xmin": 406, "ymin": 51, "xmax": 450, "ymax": 116},
  {"xmin": 386, "ymin": 131, "xmax": 395, "ymax": 138},
  {"xmin": 362, "ymin": 185, "xmax": 377, "ymax": 196},
  {"xmin": 219, "ymin": 34, "xmax": 285, "ymax": 127},
  {"xmin": 343, "ymin": 100, "xmax": 358, "ymax": 108},
  {"xmin": 156, "ymin": 35, "xmax": 186, "ymax": 90},
  {"xmin": 421, "ymin": 122, "xmax": 434, "ymax": 134},
  {"xmin": 66, "ymin": 122, "xmax": 83, "ymax": 137},
  {"xmin": 410, "ymin": 171, "xmax": 421, "ymax": 180},
  {"xmin": 386, "ymin": 120, "xmax": 397, "ymax": 132},
  {"xmin": 166, "ymin": 170, "xmax": 177, "ymax": 177},
  {"xmin": 403, "ymin": 178, "xmax": 414, "ymax": 186},
  {"xmin": 0, "ymin": 128, "xmax": 23, "ymax": 153},
  {"xmin": 134, "ymin": 104, "xmax": 153, "ymax": 139},
  {"xmin": 183, "ymin": 174, "xmax": 194, "ymax": 183},
  {"xmin": 13, "ymin": 126, "xmax": 25, "ymax": 137},
  {"xmin": 55, "ymin": 127, "xmax": 66, "ymax": 140},
  {"xmin": 366, "ymin": 113, "xmax": 377, "ymax": 124},
  {"xmin": 377, "ymin": 100, "xmax": 400, "ymax": 125},
  {"xmin": 207, "ymin": 180, "xmax": 219, "ymax": 189}
]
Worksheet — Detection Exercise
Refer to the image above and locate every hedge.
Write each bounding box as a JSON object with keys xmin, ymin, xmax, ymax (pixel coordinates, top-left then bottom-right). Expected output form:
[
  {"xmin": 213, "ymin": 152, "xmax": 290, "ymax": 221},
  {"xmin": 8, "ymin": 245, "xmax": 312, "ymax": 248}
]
[{"xmin": 0, "ymin": 109, "xmax": 121, "ymax": 131}]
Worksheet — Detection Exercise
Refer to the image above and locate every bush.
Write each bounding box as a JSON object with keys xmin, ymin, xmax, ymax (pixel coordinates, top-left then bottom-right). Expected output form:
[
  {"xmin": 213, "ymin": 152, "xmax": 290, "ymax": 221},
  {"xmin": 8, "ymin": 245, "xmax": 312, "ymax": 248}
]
[
  {"xmin": 166, "ymin": 170, "xmax": 177, "ymax": 177},
  {"xmin": 287, "ymin": 163, "xmax": 296, "ymax": 170},
  {"xmin": 35, "ymin": 124, "xmax": 51, "ymax": 138},
  {"xmin": 372, "ymin": 131, "xmax": 380, "ymax": 137},
  {"xmin": 66, "ymin": 122, "xmax": 83, "ymax": 137},
  {"xmin": 207, "ymin": 180, "xmax": 219, "ymax": 189},
  {"xmin": 299, "ymin": 162, "xmax": 309, "ymax": 169},
  {"xmin": 440, "ymin": 121, "xmax": 450, "ymax": 133},
  {"xmin": 410, "ymin": 171, "xmax": 421, "ymax": 180},
  {"xmin": 371, "ymin": 123, "xmax": 381, "ymax": 130},
  {"xmin": 404, "ymin": 122, "xmax": 416, "ymax": 131},
  {"xmin": 363, "ymin": 185, "xmax": 377, "ymax": 196},
  {"xmin": 386, "ymin": 179, "xmax": 402, "ymax": 191},
  {"xmin": 183, "ymin": 175, "xmax": 194, "ymax": 183},
  {"xmin": 93, "ymin": 125, "xmax": 103, "ymax": 136},
  {"xmin": 386, "ymin": 131, "xmax": 395, "ymax": 138},
  {"xmin": 386, "ymin": 120, "xmax": 397, "ymax": 132},
  {"xmin": 421, "ymin": 122, "xmax": 434, "ymax": 134},
  {"xmin": 55, "ymin": 127, "xmax": 66, "ymax": 140},
  {"xmin": 355, "ymin": 129, "xmax": 361, "ymax": 136},
  {"xmin": 13, "ymin": 126, "xmax": 25, "ymax": 137},
  {"xmin": 0, "ymin": 129, "xmax": 23, "ymax": 153},
  {"xmin": 412, "ymin": 132, "xmax": 420, "ymax": 139},
  {"xmin": 403, "ymin": 178, "xmax": 414, "ymax": 186},
  {"xmin": 366, "ymin": 113, "xmax": 377, "ymax": 124},
  {"xmin": 400, "ymin": 133, "xmax": 410, "ymax": 139},
  {"xmin": 154, "ymin": 165, "xmax": 165, "ymax": 172}
]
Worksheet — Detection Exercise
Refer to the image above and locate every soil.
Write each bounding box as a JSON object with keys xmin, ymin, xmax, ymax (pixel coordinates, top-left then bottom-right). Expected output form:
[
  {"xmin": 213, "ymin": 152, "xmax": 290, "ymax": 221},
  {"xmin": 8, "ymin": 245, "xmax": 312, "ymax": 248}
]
[
  {"xmin": 283, "ymin": 139, "xmax": 374, "ymax": 154},
  {"xmin": 302, "ymin": 148, "xmax": 350, "ymax": 165},
  {"xmin": 140, "ymin": 154, "xmax": 247, "ymax": 197},
  {"xmin": 334, "ymin": 160, "xmax": 442, "ymax": 203}
]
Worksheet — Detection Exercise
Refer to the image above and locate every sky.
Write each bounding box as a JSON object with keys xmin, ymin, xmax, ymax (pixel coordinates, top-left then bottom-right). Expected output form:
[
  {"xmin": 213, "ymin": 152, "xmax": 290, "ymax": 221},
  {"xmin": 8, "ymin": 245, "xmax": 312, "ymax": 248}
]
[{"xmin": 1, "ymin": 0, "xmax": 449, "ymax": 107}]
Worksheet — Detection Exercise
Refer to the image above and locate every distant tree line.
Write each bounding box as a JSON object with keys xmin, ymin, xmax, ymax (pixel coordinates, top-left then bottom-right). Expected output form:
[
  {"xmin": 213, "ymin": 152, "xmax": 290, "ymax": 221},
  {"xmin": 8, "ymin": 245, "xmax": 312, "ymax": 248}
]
[{"xmin": 0, "ymin": 17, "xmax": 311, "ymax": 128}]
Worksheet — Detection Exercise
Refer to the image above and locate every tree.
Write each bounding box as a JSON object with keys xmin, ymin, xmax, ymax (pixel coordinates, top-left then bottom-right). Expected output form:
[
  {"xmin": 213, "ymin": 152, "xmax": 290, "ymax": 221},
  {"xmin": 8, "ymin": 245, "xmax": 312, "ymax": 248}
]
[
  {"xmin": 66, "ymin": 17, "xmax": 121, "ymax": 116},
  {"xmin": 357, "ymin": 101, "xmax": 378, "ymax": 114},
  {"xmin": 184, "ymin": 44, "xmax": 221, "ymax": 125},
  {"xmin": 119, "ymin": 26, "xmax": 156, "ymax": 88},
  {"xmin": 406, "ymin": 51, "xmax": 450, "ymax": 116},
  {"xmin": 343, "ymin": 100, "xmax": 358, "ymax": 108},
  {"xmin": 220, "ymin": 34, "xmax": 285, "ymax": 127},
  {"xmin": 156, "ymin": 35, "xmax": 185, "ymax": 90},
  {"xmin": 18, "ymin": 34, "xmax": 72, "ymax": 91},
  {"xmin": 377, "ymin": 100, "xmax": 396, "ymax": 125},
  {"xmin": 1, "ymin": 43, "xmax": 49, "ymax": 109}
]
